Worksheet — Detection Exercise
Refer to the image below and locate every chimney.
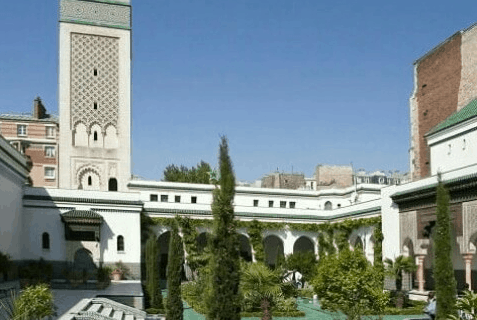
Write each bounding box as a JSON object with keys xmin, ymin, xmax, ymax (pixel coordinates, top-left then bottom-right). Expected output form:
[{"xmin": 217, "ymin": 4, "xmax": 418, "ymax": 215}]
[{"xmin": 32, "ymin": 97, "xmax": 46, "ymax": 119}]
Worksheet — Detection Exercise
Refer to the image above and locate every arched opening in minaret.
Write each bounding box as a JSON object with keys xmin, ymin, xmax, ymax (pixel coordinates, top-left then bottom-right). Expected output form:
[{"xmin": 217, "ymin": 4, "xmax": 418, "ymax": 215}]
[
  {"xmin": 108, "ymin": 178, "xmax": 118, "ymax": 191},
  {"xmin": 93, "ymin": 68, "xmax": 98, "ymax": 76},
  {"xmin": 93, "ymin": 102, "xmax": 98, "ymax": 110},
  {"xmin": 88, "ymin": 176, "xmax": 92, "ymax": 186},
  {"xmin": 94, "ymin": 131, "xmax": 98, "ymax": 141}
]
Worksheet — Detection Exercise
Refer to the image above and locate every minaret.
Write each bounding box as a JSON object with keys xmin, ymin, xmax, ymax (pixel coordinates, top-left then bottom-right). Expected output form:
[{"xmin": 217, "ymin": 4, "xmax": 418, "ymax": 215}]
[{"xmin": 58, "ymin": 0, "xmax": 131, "ymax": 192}]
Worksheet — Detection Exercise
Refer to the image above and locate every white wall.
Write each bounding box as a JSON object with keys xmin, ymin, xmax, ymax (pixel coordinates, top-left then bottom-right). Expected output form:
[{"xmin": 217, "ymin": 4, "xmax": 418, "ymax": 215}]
[{"xmin": 0, "ymin": 136, "xmax": 30, "ymax": 260}]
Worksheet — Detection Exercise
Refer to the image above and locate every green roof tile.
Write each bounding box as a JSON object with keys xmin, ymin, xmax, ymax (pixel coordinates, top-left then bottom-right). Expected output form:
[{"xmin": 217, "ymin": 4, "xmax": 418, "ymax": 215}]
[
  {"xmin": 61, "ymin": 210, "xmax": 103, "ymax": 224},
  {"xmin": 427, "ymin": 99, "xmax": 477, "ymax": 136}
]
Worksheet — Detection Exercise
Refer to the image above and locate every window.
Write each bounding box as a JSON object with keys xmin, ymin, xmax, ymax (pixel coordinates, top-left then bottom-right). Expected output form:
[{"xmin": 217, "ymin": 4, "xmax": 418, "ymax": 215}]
[
  {"xmin": 269, "ymin": 201, "xmax": 274, "ymax": 208},
  {"xmin": 289, "ymin": 202, "xmax": 296, "ymax": 209},
  {"xmin": 280, "ymin": 201, "xmax": 286, "ymax": 208},
  {"xmin": 17, "ymin": 124, "xmax": 27, "ymax": 136},
  {"xmin": 337, "ymin": 204, "xmax": 341, "ymax": 208},
  {"xmin": 42, "ymin": 232, "xmax": 50, "ymax": 250},
  {"xmin": 88, "ymin": 175, "xmax": 92, "ymax": 186},
  {"xmin": 44, "ymin": 167, "xmax": 55, "ymax": 179},
  {"xmin": 161, "ymin": 195, "xmax": 168, "ymax": 202},
  {"xmin": 150, "ymin": 194, "xmax": 158, "ymax": 202},
  {"xmin": 253, "ymin": 200, "xmax": 259, "ymax": 207},
  {"xmin": 117, "ymin": 235, "xmax": 124, "ymax": 252},
  {"xmin": 175, "ymin": 195, "xmax": 181, "ymax": 203},
  {"xmin": 94, "ymin": 131, "xmax": 98, "ymax": 141},
  {"xmin": 324, "ymin": 201, "xmax": 332, "ymax": 210},
  {"xmin": 93, "ymin": 102, "xmax": 98, "ymax": 110},
  {"xmin": 46, "ymin": 126, "xmax": 55, "ymax": 138},
  {"xmin": 93, "ymin": 68, "xmax": 98, "ymax": 76},
  {"xmin": 191, "ymin": 196, "xmax": 197, "ymax": 204},
  {"xmin": 108, "ymin": 178, "xmax": 118, "ymax": 191},
  {"xmin": 45, "ymin": 146, "xmax": 55, "ymax": 158}
]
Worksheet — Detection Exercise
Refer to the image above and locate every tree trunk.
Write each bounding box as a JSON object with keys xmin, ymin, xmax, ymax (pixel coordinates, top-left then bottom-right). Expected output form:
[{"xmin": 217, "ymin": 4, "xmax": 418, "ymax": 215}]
[{"xmin": 261, "ymin": 298, "xmax": 272, "ymax": 320}]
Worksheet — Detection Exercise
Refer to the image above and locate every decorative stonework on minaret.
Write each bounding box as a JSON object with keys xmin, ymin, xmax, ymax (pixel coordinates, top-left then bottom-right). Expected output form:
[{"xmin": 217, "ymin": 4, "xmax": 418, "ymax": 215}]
[
  {"xmin": 70, "ymin": 33, "xmax": 119, "ymax": 131},
  {"xmin": 60, "ymin": 0, "xmax": 131, "ymax": 29},
  {"xmin": 58, "ymin": 0, "xmax": 132, "ymax": 192}
]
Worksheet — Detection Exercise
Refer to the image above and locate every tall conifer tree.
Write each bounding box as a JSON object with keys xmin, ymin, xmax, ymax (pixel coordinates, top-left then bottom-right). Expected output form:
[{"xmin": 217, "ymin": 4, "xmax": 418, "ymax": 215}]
[
  {"xmin": 146, "ymin": 235, "xmax": 163, "ymax": 310},
  {"xmin": 166, "ymin": 219, "xmax": 184, "ymax": 320},
  {"xmin": 206, "ymin": 137, "xmax": 241, "ymax": 320},
  {"xmin": 434, "ymin": 178, "xmax": 457, "ymax": 319}
]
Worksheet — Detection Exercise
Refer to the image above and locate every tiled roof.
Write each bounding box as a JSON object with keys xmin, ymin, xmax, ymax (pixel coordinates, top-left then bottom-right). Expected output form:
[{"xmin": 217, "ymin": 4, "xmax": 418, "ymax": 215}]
[
  {"xmin": 0, "ymin": 113, "xmax": 58, "ymax": 122},
  {"xmin": 61, "ymin": 210, "xmax": 103, "ymax": 224},
  {"xmin": 58, "ymin": 297, "xmax": 150, "ymax": 320},
  {"xmin": 427, "ymin": 99, "xmax": 477, "ymax": 136}
]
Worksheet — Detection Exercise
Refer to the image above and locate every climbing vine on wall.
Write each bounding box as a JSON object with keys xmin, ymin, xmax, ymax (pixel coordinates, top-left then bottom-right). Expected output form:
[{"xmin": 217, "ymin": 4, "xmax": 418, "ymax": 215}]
[
  {"xmin": 149, "ymin": 216, "xmax": 383, "ymax": 264},
  {"xmin": 246, "ymin": 220, "xmax": 265, "ymax": 263}
]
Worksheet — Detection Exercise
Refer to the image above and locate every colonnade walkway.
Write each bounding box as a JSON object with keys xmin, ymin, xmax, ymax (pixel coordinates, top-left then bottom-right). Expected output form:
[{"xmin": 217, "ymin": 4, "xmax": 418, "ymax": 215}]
[{"xmin": 182, "ymin": 298, "xmax": 429, "ymax": 320}]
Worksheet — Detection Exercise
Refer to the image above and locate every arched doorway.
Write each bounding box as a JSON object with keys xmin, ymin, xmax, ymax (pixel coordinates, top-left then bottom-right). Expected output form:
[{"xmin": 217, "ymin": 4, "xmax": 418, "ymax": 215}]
[
  {"xmin": 354, "ymin": 236, "xmax": 364, "ymax": 250},
  {"xmin": 239, "ymin": 234, "xmax": 252, "ymax": 262},
  {"xmin": 108, "ymin": 178, "xmax": 118, "ymax": 191},
  {"xmin": 73, "ymin": 248, "xmax": 96, "ymax": 277},
  {"xmin": 263, "ymin": 235, "xmax": 284, "ymax": 268},
  {"xmin": 293, "ymin": 236, "xmax": 315, "ymax": 254}
]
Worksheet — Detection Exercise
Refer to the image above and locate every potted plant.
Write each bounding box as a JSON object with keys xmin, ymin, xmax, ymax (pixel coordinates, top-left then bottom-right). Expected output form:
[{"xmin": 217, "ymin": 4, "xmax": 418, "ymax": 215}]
[
  {"xmin": 111, "ymin": 268, "xmax": 123, "ymax": 281},
  {"xmin": 110, "ymin": 261, "xmax": 130, "ymax": 281}
]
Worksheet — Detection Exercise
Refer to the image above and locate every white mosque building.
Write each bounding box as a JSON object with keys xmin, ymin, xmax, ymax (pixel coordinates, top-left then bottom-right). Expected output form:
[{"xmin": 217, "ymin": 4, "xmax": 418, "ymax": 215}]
[{"xmin": 2, "ymin": 0, "xmax": 477, "ymax": 301}]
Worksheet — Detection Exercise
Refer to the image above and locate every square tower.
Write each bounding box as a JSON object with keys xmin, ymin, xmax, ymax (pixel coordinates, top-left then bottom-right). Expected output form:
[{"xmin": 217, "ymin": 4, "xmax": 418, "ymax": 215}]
[{"xmin": 58, "ymin": 0, "xmax": 131, "ymax": 192}]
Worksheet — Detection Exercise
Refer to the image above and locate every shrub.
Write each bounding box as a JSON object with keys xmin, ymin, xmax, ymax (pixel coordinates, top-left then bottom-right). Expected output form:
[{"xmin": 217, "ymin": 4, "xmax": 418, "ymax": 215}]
[
  {"xmin": 146, "ymin": 308, "xmax": 163, "ymax": 314},
  {"xmin": 13, "ymin": 283, "xmax": 55, "ymax": 320},
  {"xmin": 313, "ymin": 249, "xmax": 389, "ymax": 320}
]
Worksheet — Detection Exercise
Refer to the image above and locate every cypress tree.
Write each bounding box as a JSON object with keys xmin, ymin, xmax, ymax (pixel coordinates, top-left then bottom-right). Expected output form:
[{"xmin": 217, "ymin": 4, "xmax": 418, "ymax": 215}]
[
  {"xmin": 434, "ymin": 178, "xmax": 457, "ymax": 319},
  {"xmin": 166, "ymin": 219, "xmax": 184, "ymax": 320},
  {"xmin": 146, "ymin": 235, "xmax": 164, "ymax": 310},
  {"xmin": 206, "ymin": 137, "xmax": 241, "ymax": 320}
]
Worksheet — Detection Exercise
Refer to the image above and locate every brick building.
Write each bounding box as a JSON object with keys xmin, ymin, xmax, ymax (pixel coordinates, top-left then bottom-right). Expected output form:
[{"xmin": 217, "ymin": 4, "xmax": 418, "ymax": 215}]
[
  {"xmin": 410, "ymin": 24, "xmax": 477, "ymax": 181},
  {"xmin": 0, "ymin": 97, "xmax": 59, "ymax": 187}
]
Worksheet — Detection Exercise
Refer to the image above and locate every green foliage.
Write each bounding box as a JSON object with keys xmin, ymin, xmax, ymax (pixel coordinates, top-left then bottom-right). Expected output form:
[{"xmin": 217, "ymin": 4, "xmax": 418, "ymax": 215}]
[
  {"xmin": 240, "ymin": 262, "xmax": 284, "ymax": 313},
  {"xmin": 373, "ymin": 222, "xmax": 385, "ymax": 286},
  {"xmin": 177, "ymin": 216, "xmax": 205, "ymax": 276},
  {"xmin": 313, "ymin": 249, "xmax": 389, "ymax": 320},
  {"xmin": 146, "ymin": 308, "xmax": 162, "ymax": 314},
  {"xmin": 0, "ymin": 251, "xmax": 12, "ymax": 275},
  {"xmin": 166, "ymin": 219, "xmax": 184, "ymax": 320},
  {"xmin": 113, "ymin": 260, "xmax": 131, "ymax": 279},
  {"xmin": 146, "ymin": 235, "xmax": 163, "ymax": 310},
  {"xmin": 97, "ymin": 265, "xmax": 112, "ymax": 283},
  {"xmin": 149, "ymin": 216, "xmax": 383, "ymax": 273},
  {"xmin": 14, "ymin": 283, "xmax": 55, "ymax": 320},
  {"xmin": 449, "ymin": 290, "xmax": 477, "ymax": 320},
  {"xmin": 297, "ymin": 288, "xmax": 314, "ymax": 299},
  {"xmin": 247, "ymin": 220, "xmax": 265, "ymax": 263},
  {"xmin": 383, "ymin": 299, "xmax": 427, "ymax": 315},
  {"xmin": 19, "ymin": 258, "xmax": 53, "ymax": 285},
  {"xmin": 285, "ymin": 251, "xmax": 317, "ymax": 285},
  {"xmin": 434, "ymin": 179, "xmax": 457, "ymax": 319},
  {"xmin": 206, "ymin": 137, "xmax": 241, "ymax": 320},
  {"xmin": 384, "ymin": 255, "xmax": 417, "ymax": 291},
  {"xmin": 163, "ymin": 161, "xmax": 212, "ymax": 184}
]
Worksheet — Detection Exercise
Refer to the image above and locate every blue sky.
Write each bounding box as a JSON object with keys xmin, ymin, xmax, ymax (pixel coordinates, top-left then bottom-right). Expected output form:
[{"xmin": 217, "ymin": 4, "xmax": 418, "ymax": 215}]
[{"xmin": 1, "ymin": 1, "xmax": 476, "ymax": 181}]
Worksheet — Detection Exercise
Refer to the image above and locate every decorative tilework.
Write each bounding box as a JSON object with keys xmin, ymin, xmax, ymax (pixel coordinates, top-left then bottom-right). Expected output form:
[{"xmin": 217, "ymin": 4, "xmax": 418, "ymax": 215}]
[
  {"xmin": 70, "ymin": 33, "xmax": 119, "ymax": 132},
  {"xmin": 60, "ymin": 0, "xmax": 131, "ymax": 29}
]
